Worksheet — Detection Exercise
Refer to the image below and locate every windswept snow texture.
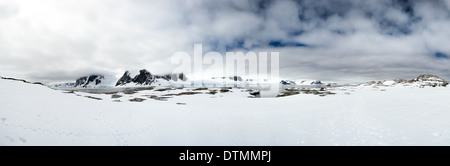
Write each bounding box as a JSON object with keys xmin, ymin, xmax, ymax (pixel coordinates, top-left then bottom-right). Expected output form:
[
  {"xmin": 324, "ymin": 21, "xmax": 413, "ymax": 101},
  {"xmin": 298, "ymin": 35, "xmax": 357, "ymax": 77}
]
[{"xmin": 1, "ymin": 78, "xmax": 450, "ymax": 145}]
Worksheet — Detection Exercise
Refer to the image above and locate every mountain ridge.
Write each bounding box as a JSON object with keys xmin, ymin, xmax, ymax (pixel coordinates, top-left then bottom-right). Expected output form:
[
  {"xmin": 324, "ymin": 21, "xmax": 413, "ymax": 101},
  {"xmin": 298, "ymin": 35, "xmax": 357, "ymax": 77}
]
[{"xmin": 4, "ymin": 73, "xmax": 448, "ymax": 89}]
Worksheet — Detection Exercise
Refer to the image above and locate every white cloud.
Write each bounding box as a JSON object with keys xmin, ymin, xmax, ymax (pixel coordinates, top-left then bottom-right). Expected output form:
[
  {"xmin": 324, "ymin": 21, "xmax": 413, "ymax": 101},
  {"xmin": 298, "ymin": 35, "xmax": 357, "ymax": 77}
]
[{"xmin": 0, "ymin": 0, "xmax": 450, "ymax": 83}]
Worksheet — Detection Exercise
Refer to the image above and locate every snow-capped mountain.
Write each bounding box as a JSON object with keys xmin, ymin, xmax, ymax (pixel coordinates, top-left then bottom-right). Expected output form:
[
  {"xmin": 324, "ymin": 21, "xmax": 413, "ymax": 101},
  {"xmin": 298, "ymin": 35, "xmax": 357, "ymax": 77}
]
[
  {"xmin": 280, "ymin": 79, "xmax": 324, "ymax": 85},
  {"xmin": 116, "ymin": 70, "xmax": 154, "ymax": 86},
  {"xmin": 280, "ymin": 80, "xmax": 295, "ymax": 85},
  {"xmin": 279, "ymin": 79, "xmax": 325, "ymax": 87},
  {"xmin": 72, "ymin": 74, "xmax": 117, "ymax": 88},
  {"xmin": 115, "ymin": 71, "xmax": 133, "ymax": 86},
  {"xmin": 51, "ymin": 82, "xmax": 75, "ymax": 88},
  {"xmin": 49, "ymin": 71, "xmax": 448, "ymax": 90},
  {"xmin": 115, "ymin": 69, "xmax": 187, "ymax": 87},
  {"xmin": 48, "ymin": 74, "xmax": 116, "ymax": 89},
  {"xmin": 295, "ymin": 80, "xmax": 323, "ymax": 85},
  {"xmin": 50, "ymin": 69, "xmax": 190, "ymax": 89},
  {"xmin": 75, "ymin": 75, "xmax": 105, "ymax": 88}
]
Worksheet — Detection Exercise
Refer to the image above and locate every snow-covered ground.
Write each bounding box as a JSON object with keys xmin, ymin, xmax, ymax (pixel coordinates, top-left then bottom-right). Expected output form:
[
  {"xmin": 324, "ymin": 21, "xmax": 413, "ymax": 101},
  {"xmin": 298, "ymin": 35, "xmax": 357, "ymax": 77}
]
[{"xmin": 1, "ymin": 78, "xmax": 450, "ymax": 145}]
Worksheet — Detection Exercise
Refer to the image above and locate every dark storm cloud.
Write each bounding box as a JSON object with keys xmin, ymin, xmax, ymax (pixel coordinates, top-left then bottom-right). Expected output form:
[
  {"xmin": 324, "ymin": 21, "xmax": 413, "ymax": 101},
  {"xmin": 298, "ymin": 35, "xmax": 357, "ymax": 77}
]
[{"xmin": 0, "ymin": 0, "xmax": 450, "ymax": 82}]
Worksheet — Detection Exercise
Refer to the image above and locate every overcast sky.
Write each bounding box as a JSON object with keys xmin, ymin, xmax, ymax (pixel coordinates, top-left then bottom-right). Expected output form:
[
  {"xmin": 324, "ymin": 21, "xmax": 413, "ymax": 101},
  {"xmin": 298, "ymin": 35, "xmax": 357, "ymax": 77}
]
[{"xmin": 1, "ymin": 0, "xmax": 450, "ymax": 82}]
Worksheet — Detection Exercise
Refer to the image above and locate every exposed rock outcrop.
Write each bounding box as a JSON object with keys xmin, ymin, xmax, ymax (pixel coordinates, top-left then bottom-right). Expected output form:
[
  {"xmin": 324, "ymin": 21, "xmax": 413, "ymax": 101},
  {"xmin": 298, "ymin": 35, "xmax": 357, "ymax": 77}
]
[
  {"xmin": 413, "ymin": 75, "xmax": 448, "ymax": 87},
  {"xmin": 115, "ymin": 71, "xmax": 132, "ymax": 86},
  {"xmin": 414, "ymin": 75, "xmax": 446, "ymax": 83},
  {"xmin": 132, "ymin": 69, "xmax": 154, "ymax": 85},
  {"xmin": 229, "ymin": 76, "xmax": 243, "ymax": 81},
  {"xmin": 368, "ymin": 75, "xmax": 448, "ymax": 87},
  {"xmin": 74, "ymin": 75, "xmax": 104, "ymax": 88},
  {"xmin": 310, "ymin": 80, "xmax": 323, "ymax": 85},
  {"xmin": 115, "ymin": 69, "xmax": 155, "ymax": 86},
  {"xmin": 1, "ymin": 76, "xmax": 45, "ymax": 86},
  {"xmin": 115, "ymin": 70, "xmax": 187, "ymax": 86},
  {"xmin": 280, "ymin": 80, "xmax": 295, "ymax": 85}
]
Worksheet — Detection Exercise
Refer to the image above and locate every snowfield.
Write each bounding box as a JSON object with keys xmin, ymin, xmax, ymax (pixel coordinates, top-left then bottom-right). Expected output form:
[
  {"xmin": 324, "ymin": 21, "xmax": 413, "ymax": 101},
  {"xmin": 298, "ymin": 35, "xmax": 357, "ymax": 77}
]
[{"xmin": 1, "ymin": 78, "xmax": 450, "ymax": 146}]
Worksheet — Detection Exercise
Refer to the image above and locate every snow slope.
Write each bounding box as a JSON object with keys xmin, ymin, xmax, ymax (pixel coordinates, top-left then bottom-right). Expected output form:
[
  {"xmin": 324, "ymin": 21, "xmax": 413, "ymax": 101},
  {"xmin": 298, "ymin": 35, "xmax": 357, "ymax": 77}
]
[{"xmin": 1, "ymin": 78, "xmax": 450, "ymax": 145}]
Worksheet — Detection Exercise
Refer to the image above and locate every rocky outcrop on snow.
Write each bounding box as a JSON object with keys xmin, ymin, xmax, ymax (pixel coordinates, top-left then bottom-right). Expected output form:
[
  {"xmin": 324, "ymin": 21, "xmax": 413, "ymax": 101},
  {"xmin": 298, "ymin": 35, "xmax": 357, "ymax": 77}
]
[
  {"xmin": 49, "ymin": 69, "xmax": 189, "ymax": 88},
  {"xmin": 74, "ymin": 75, "xmax": 105, "ymax": 88},
  {"xmin": 275, "ymin": 87, "xmax": 336, "ymax": 97},
  {"xmin": 178, "ymin": 73, "xmax": 187, "ymax": 81},
  {"xmin": 311, "ymin": 80, "xmax": 323, "ymax": 85},
  {"xmin": 210, "ymin": 76, "xmax": 244, "ymax": 82},
  {"xmin": 413, "ymin": 75, "xmax": 448, "ymax": 87},
  {"xmin": 116, "ymin": 69, "xmax": 155, "ymax": 86},
  {"xmin": 1, "ymin": 76, "xmax": 44, "ymax": 86},
  {"xmin": 115, "ymin": 69, "xmax": 187, "ymax": 87},
  {"xmin": 367, "ymin": 75, "xmax": 448, "ymax": 87},
  {"xmin": 326, "ymin": 83, "xmax": 339, "ymax": 87},
  {"xmin": 154, "ymin": 74, "xmax": 171, "ymax": 81},
  {"xmin": 414, "ymin": 75, "xmax": 446, "ymax": 83},
  {"xmin": 154, "ymin": 73, "xmax": 187, "ymax": 81},
  {"xmin": 302, "ymin": 80, "xmax": 322, "ymax": 85},
  {"xmin": 229, "ymin": 76, "xmax": 243, "ymax": 81},
  {"xmin": 280, "ymin": 80, "xmax": 295, "ymax": 85},
  {"xmin": 393, "ymin": 79, "xmax": 414, "ymax": 84},
  {"xmin": 1, "ymin": 76, "xmax": 32, "ymax": 84},
  {"xmin": 280, "ymin": 80, "xmax": 324, "ymax": 86},
  {"xmin": 366, "ymin": 81, "xmax": 384, "ymax": 86},
  {"xmin": 115, "ymin": 71, "xmax": 132, "ymax": 86},
  {"xmin": 52, "ymin": 82, "xmax": 75, "ymax": 88},
  {"xmin": 131, "ymin": 69, "xmax": 154, "ymax": 85},
  {"xmin": 294, "ymin": 80, "xmax": 323, "ymax": 85},
  {"xmin": 115, "ymin": 69, "xmax": 156, "ymax": 86}
]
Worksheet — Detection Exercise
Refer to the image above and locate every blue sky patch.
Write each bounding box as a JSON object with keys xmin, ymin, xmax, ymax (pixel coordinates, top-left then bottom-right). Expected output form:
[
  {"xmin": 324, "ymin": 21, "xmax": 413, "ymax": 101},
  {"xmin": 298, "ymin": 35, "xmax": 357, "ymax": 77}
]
[
  {"xmin": 434, "ymin": 52, "xmax": 449, "ymax": 59},
  {"xmin": 268, "ymin": 41, "xmax": 308, "ymax": 47}
]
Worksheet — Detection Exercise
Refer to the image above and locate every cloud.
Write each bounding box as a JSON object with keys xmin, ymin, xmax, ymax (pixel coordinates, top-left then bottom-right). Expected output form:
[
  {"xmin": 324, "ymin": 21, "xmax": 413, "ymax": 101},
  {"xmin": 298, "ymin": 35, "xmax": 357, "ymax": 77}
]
[{"xmin": 0, "ymin": 0, "xmax": 450, "ymax": 83}]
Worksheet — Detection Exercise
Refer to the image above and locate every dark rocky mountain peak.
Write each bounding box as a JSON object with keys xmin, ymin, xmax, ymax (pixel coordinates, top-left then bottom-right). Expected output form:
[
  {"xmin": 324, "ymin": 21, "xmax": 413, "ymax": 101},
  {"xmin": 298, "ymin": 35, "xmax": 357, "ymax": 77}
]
[
  {"xmin": 115, "ymin": 69, "xmax": 187, "ymax": 87},
  {"xmin": 280, "ymin": 80, "xmax": 295, "ymax": 85},
  {"xmin": 116, "ymin": 71, "xmax": 132, "ymax": 86},
  {"xmin": 311, "ymin": 80, "xmax": 323, "ymax": 85},
  {"xmin": 179, "ymin": 73, "xmax": 186, "ymax": 81},
  {"xmin": 74, "ymin": 75, "xmax": 104, "ymax": 88},
  {"xmin": 229, "ymin": 76, "xmax": 243, "ymax": 81},
  {"xmin": 132, "ymin": 69, "xmax": 154, "ymax": 85},
  {"xmin": 132, "ymin": 69, "xmax": 155, "ymax": 85}
]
